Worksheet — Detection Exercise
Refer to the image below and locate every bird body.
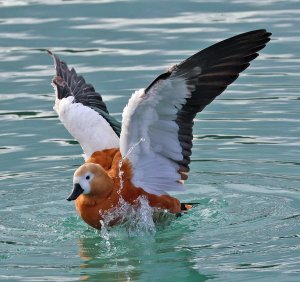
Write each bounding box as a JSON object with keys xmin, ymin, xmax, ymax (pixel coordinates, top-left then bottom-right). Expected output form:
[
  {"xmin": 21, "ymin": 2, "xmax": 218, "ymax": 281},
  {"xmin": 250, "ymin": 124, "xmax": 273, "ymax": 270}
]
[
  {"xmin": 71, "ymin": 148, "xmax": 181, "ymax": 229},
  {"xmin": 49, "ymin": 30, "xmax": 271, "ymax": 229}
]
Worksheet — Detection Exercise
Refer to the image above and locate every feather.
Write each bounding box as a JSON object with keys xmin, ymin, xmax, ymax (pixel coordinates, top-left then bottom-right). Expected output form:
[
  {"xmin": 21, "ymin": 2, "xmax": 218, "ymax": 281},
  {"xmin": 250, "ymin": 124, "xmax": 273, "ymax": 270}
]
[
  {"xmin": 120, "ymin": 29, "xmax": 271, "ymax": 195},
  {"xmin": 49, "ymin": 51, "xmax": 121, "ymax": 137}
]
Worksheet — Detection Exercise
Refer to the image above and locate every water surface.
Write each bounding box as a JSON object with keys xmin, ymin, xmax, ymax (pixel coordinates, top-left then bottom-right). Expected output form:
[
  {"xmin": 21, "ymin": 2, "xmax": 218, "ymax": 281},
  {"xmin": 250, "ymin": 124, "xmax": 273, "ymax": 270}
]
[{"xmin": 0, "ymin": 0, "xmax": 299, "ymax": 281}]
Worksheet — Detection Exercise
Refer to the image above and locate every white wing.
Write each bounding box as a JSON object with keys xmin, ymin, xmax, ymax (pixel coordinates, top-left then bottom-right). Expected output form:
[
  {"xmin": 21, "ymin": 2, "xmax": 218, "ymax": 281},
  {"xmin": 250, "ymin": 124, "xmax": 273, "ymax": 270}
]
[
  {"xmin": 120, "ymin": 29, "xmax": 271, "ymax": 195},
  {"xmin": 120, "ymin": 78, "xmax": 191, "ymax": 195},
  {"xmin": 54, "ymin": 96, "xmax": 119, "ymax": 157},
  {"xmin": 49, "ymin": 52, "xmax": 121, "ymax": 158}
]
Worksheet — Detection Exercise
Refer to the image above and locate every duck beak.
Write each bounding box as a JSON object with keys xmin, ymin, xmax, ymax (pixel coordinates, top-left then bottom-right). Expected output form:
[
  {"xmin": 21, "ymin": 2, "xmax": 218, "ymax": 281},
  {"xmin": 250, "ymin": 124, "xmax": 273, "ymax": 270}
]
[{"xmin": 67, "ymin": 183, "xmax": 84, "ymax": 201}]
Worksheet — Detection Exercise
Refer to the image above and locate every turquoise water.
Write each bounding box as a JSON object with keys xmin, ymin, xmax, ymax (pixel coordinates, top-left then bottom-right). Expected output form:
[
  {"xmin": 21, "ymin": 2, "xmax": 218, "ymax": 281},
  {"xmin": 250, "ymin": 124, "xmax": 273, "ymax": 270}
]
[{"xmin": 0, "ymin": 0, "xmax": 299, "ymax": 281}]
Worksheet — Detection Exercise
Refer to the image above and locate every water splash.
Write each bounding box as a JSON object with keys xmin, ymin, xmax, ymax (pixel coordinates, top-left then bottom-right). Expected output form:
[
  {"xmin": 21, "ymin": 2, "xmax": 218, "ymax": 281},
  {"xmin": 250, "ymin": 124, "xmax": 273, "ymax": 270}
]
[
  {"xmin": 117, "ymin": 159, "xmax": 124, "ymax": 195},
  {"xmin": 118, "ymin": 137, "xmax": 145, "ymax": 194},
  {"xmin": 98, "ymin": 137, "xmax": 151, "ymax": 240},
  {"xmin": 123, "ymin": 137, "xmax": 146, "ymax": 160},
  {"xmin": 99, "ymin": 196, "xmax": 156, "ymax": 238},
  {"xmin": 99, "ymin": 220, "xmax": 112, "ymax": 249}
]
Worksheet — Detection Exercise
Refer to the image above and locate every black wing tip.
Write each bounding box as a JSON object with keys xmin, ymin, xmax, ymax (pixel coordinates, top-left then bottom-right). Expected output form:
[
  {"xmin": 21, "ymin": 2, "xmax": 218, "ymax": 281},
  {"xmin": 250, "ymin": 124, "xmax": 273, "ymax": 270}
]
[
  {"xmin": 48, "ymin": 54, "xmax": 61, "ymax": 79},
  {"xmin": 173, "ymin": 29, "xmax": 272, "ymax": 171},
  {"xmin": 238, "ymin": 29, "xmax": 272, "ymax": 38},
  {"xmin": 47, "ymin": 50, "xmax": 69, "ymax": 72},
  {"xmin": 236, "ymin": 29, "xmax": 272, "ymax": 49},
  {"xmin": 46, "ymin": 49, "xmax": 53, "ymax": 56},
  {"xmin": 47, "ymin": 49, "xmax": 58, "ymax": 67},
  {"xmin": 266, "ymin": 31, "xmax": 272, "ymax": 38},
  {"xmin": 48, "ymin": 50, "xmax": 114, "ymax": 121},
  {"xmin": 46, "ymin": 49, "xmax": 58, "ymax": 64}
]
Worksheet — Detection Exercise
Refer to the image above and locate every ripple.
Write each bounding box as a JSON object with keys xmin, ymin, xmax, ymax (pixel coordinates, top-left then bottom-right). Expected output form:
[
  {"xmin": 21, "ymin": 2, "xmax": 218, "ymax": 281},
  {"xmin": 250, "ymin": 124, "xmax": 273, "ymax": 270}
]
[
  {"xmin": 71, "ymin": 10, "xmax": 300, "ymax": 31},
  {"xmin": 0, "ymin": 54, "xmax": 26, "ymax": 62},
  {"xmin": 0, "ymin": 110, "xmax": 56, "ymax": 120},
  {"xmin": 92, "ymin": 39, "xmax": 147, "ymax": 45},
  {"xmin": 25, "ymin": 155, "xmax": 81, "ymax": 161},
  {"xmin": 50, "ymin": 47, "xmax": 159, "ymax": 56},
  {"xmin": 0, "ymin": 146, "xmax": 24, "ymax": 154},
  {"xmin": 0, "ymin": 0, "xmax": 127, "ymax": 6},
  {"xmin": 41, "ymin": 138, "xmax": 79, "ymax": 146},
  {"xmin": 224, "ymin": 183, "xmax": 299, "ymax": 196},
  {"xmin": 0, "ymin": 67, "xmax": 53, "ymax": 80},
  {"xmin": 0, "ymin": 171, "xmax": 42, "ymax": 180},
  {"xmin": 281, "ymin": 214, "xmax": 300, "ymax": 221},
  {"xmin": 0, "ymin": 0, "xmax": 299, "ymax": 280},
  {"xmin": 0, "ymin": 93, "xmax": 53, "ymax": 101},
  {"xmin": 195, "ymin": 134, "xmax": 299, "ymax": 146},
  {"xmin": 232, "ymin": 0, "xmax": 300, "ymax": 6},
  {"xmin": 0, "ymin": 32, "xmax": 45, "ymax": 40},
  {"xmin": 0, "ymin": 17, "xmax": 59, "ymax": 25}
]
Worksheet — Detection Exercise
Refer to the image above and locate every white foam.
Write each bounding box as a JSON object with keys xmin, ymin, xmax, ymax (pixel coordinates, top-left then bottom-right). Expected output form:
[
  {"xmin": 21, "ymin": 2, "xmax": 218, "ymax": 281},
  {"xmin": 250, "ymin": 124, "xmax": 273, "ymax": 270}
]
[{"xmin": 99, "ymin": 196, "xmax": 156, "ymax": 237}]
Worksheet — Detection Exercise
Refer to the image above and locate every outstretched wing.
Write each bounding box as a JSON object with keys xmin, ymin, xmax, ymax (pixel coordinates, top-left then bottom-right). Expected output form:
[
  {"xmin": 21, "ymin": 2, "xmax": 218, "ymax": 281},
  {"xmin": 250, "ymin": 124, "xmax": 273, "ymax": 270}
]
[
  {"xmin": 49, "ymin": 52, "xmax": 121, "ymax": 157},
  {"xmin": 120, "ymin": 29, "xmax": 271, "ymax": 195}
]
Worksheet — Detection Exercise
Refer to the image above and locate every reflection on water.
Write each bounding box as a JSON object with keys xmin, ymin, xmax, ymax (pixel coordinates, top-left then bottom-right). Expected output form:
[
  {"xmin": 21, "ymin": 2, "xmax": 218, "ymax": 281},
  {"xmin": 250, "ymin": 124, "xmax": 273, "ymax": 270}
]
[
  {"xmin": 0, "ymin": 0, "xmax": 300, "ymax": 281},
  {"xmin": 78, "ymin": 221, "xmax": 213, "ymax": 282}
]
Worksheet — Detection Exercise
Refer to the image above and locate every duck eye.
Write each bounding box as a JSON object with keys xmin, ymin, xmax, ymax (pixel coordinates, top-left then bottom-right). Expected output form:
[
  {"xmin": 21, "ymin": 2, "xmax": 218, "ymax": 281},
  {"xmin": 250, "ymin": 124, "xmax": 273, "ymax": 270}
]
[{"xmin": 86, "ymin": 175, "xmax": 90, "ymax": 180}]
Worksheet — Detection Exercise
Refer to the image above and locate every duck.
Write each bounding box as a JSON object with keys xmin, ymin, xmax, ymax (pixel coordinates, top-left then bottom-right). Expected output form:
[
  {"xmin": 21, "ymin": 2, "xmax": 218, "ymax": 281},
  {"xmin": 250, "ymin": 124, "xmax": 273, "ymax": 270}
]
[{"xmin": 49, "ymin": 29, "xmax": 271, "ymax": 229}]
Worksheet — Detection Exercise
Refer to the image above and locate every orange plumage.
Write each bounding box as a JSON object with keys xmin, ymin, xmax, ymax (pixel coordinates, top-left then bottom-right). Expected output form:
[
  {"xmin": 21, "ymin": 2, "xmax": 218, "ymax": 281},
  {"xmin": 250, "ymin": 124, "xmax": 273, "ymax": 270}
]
[{"xmin": 72, "ymin": 148, "xmax": 181, "ymax": 229}]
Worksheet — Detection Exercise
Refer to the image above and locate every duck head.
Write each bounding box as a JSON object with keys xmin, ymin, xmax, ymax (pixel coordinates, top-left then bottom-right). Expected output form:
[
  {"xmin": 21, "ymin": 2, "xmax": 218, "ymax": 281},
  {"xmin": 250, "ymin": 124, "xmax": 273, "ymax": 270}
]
[{"xmin": 67, "ymin": 163, "xmax": 114, "ymax": 201}]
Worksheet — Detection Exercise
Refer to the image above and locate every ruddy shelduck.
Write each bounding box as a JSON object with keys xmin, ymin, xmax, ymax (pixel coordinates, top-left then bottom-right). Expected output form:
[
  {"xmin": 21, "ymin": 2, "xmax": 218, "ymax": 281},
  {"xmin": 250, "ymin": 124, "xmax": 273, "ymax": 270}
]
[{"xmin": 49, "ymin": 29, "xmax": 271, "ymax": 229}]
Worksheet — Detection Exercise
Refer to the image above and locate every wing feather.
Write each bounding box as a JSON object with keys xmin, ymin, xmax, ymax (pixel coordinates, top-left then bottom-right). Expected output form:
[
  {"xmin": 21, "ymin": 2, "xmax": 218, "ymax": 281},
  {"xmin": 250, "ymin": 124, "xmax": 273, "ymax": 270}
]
[
  {"xmin": 120, "ymin": 29, "xmax": 271, "ymax": 195},
  {"xmin": 49, "ymin": 52, "xmax": 121, "ymax": 156},
  {"xmin": 49, "ymin": 51, "xmax": 121, "ymax": 137},
  {"xmin": 172, "ymin": 29, "xmax": 271, "ymax": 172}
]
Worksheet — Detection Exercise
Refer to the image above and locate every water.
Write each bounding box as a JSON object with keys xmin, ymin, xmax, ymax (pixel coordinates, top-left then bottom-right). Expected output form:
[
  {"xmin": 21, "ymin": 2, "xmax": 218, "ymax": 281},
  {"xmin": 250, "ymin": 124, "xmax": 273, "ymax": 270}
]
[{"xmin": 0, "ymin": 0, "xmax": 299, "ymax": 281}]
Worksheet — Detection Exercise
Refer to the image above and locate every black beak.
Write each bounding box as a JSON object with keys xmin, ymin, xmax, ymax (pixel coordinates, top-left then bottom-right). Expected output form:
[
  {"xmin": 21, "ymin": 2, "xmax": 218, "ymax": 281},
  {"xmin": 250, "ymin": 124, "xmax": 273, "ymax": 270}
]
[{"xmin": 67, "ymin": 183, "xmax": 84, "ymax": 201}]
